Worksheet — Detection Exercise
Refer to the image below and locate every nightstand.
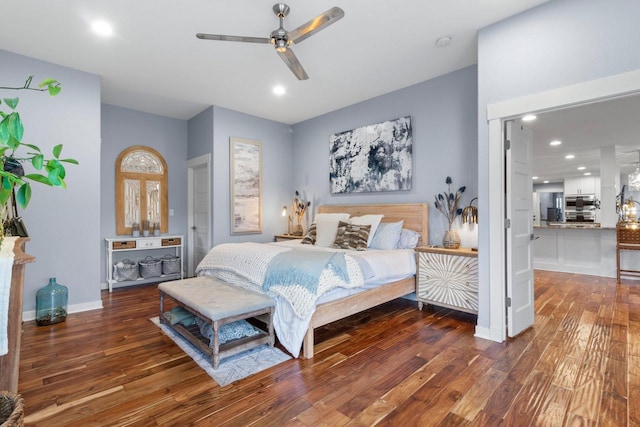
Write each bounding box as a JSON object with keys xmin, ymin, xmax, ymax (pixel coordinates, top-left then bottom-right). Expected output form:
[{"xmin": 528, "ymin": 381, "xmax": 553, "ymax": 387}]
[
  {"xmin": 274, "ymin": 234, "xmax": 304, "ymax": 242},
  {"xmin": 415, "ymin": 246, "xmax": 478, "ymax": 314}
]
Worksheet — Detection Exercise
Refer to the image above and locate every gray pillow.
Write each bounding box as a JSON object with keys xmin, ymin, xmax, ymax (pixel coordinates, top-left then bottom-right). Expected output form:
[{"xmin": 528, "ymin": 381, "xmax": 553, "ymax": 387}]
[
  {"xmin": 370, "ymin": 220, "xmax": 404, "ymax": 250},
  {"xmin": 397, "ymin": 228, "xmax": 420, "ymax": 249}
]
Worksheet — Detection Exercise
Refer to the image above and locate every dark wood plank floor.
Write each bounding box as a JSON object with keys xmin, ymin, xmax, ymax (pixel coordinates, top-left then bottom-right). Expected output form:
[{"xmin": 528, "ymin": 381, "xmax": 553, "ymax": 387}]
[{"xmin": 16, "ymin": 271, "xmax": 637, "ymax": 426}]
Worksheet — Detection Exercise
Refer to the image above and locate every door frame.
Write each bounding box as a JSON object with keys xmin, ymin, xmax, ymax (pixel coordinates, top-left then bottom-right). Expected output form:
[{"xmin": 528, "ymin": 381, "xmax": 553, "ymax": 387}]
[
  {"xmin": 481, "ymin": 69, "xmax": 640, "ymax": 342},
  {"xmin": 187, "ymin": 153, "xmax": 212, "ymax": 277}
]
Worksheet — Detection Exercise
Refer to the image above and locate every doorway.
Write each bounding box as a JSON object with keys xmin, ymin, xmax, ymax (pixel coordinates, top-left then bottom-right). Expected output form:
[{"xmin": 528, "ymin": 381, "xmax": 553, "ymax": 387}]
[
  {"xmin": 482, "ymin": 69, "xmax": 640, "ymax": 342},
  {"xmin": 187, "ymin": 154, "xmax": 212, "ymax": 277}
]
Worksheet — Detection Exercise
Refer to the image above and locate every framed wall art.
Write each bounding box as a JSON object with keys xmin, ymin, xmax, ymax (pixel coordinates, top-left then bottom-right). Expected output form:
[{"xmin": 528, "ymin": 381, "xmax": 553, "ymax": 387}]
[
  {"xmin": 230, "ymin": 137, "xmax": 262, "ymax": 234},
  {"xmin": 329, "ymin": 116, "xmax": 413, "ymax": 194}
]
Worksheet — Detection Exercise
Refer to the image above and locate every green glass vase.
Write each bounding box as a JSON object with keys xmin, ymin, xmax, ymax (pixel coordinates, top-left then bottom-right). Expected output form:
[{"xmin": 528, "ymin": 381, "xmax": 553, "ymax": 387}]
[{"xmin": 36, "ymin": 277, "xmax": 68, "ymax": 326}]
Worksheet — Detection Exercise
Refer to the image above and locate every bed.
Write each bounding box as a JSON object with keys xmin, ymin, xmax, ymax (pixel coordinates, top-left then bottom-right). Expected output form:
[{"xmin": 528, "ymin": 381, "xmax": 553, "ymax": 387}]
[{"xmin": 196, "ymin": 202, "xmax": 428, "ymax": 359}]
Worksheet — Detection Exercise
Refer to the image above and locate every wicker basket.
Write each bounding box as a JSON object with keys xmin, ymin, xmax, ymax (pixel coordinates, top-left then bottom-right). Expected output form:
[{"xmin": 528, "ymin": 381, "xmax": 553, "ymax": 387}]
[
  {"xmin": 0, "ymin": 392, "xmax": 24, "ymax": 427},
  {"xmin": 139, "ymin": 256, "xmax": 162, "ymax": 278},
  {"xmin": 161, "ymin": 255, "xmax": 181, "ymax": 275},
  {"xmin": 113, "ymin": 259, "xmax": 139, "ymax": 282}
]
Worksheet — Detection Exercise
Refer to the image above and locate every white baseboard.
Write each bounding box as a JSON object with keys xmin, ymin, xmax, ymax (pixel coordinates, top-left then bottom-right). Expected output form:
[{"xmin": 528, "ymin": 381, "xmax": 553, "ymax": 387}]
[
  {"xmin": 474, "ymin": 325, "xmax": 504, "ymax": 343},
  {"xmin": 23, "ymin": 300, "xmax": 103, "ymax": 322}
]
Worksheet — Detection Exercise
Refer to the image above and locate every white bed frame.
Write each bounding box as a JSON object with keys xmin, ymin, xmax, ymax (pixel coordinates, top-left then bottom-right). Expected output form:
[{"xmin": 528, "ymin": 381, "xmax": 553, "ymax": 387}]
[{"xmin": 301, "ymin": 203, "xmax": 429, "ymax": 358}]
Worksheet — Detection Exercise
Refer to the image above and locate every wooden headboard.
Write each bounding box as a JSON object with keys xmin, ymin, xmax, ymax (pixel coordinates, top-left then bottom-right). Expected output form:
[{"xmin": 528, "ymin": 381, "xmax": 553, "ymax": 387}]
[{"xmin": 317, "ymin": 203, "xmax": 428, "ymax": 245}]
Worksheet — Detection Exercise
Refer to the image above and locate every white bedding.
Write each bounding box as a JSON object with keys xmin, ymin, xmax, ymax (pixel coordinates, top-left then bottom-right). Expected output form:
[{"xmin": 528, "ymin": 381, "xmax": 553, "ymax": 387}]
[{"xmin": 196, "ymin": 240, "xmax": 415, "ymax": 357}]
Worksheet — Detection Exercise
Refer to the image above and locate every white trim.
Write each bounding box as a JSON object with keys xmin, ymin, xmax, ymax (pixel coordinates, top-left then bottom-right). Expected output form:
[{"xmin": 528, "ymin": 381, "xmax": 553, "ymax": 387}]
[
  {"xmin": 187, "ymin": 153, "xmax": 212, "ymax": 277},
  {"xmin": 474, "ymin": 325, "xmax": 504, "ymax": 342},
  {"xmin": 479, "ymin": 118, "xmax": 507, "ymax": 342},
  {"xmin": 485, "ymin": 69, "xmax": 640, "ymax": 342},
  {"xmin": 487, "ymin": 69, "xmax": 640, "ymax": 121},
  {"xmin": 23, "ymin": 300, "xmax": 103, "ymax": 322}
]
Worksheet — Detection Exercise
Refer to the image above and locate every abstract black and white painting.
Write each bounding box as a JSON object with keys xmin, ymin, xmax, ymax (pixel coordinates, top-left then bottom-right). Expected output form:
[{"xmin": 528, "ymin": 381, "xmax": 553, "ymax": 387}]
[
  {"xmin": 230, "ymin": 137, "xmax": 262, "ymax": 234},
  {"xmin": 329, "ymin": 116, "xmax": 412, "ymax": 194}
]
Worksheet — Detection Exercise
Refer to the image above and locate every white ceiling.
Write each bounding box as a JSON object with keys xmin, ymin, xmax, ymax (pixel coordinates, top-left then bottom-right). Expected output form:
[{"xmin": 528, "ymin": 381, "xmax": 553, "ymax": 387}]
[
  {"xmin": 0, "ymin": 0, "xmax": 547, "ymax": 124},
  {"xmin": 527, "ymin": 94, "xmax": 640, "ymax": 184}
]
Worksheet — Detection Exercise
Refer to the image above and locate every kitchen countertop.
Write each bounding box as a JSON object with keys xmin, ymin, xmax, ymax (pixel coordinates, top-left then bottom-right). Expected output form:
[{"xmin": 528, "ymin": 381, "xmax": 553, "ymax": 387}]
[{"xmin": 534, "ymin": 223, "xmax": 615, "ymax": 230}]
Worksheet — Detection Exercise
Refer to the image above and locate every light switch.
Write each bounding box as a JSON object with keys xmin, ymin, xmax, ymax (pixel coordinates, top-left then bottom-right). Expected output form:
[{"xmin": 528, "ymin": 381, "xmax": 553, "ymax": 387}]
[{"xmin": 169, "ymin": 209, "xmax": 174, "ymax": 216}]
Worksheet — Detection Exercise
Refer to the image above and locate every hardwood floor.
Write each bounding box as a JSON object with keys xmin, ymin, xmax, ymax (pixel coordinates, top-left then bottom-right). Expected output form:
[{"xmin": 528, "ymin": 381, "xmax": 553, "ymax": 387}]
[{"xmin": 16, "ymin": 271, "xmax": 637, "ymax": 426}]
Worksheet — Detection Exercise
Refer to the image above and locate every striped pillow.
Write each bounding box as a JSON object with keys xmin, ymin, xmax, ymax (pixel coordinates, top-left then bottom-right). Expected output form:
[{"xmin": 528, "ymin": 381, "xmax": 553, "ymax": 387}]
[
  {"xmin": 332, "ymin": 221, "xmax": 371, "ymax": 251},
  {"xmin": 300, "ymin": 223, "xmax": 317, "ymax": 245}
]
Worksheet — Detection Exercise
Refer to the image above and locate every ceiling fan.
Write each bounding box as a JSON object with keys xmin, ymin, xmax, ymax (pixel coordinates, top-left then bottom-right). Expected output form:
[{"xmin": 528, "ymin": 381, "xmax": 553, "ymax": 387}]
[{"xmin": 196, "ymin": 3, "xmax": 344, "ymax": 80}]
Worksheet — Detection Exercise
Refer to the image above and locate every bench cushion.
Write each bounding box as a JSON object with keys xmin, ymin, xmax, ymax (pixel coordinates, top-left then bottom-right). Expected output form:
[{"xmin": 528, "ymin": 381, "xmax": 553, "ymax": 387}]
[{"xmin": 158, "ymin": 276, "xmax": 274, "ymax": 321}]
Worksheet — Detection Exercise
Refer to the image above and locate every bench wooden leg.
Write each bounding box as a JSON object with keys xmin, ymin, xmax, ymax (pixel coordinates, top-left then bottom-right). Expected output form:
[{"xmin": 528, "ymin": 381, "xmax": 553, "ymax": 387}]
[
  {"xmin": 267, "ymin": 308, "xmax": 275, "ymax": 347},
  {"xmin": 212, "ymin": 319, "xmax": 220, "ymax": 368},
  {"xmin": 159, "ymin": 292, "xmax": 166, "ymax": 324}
]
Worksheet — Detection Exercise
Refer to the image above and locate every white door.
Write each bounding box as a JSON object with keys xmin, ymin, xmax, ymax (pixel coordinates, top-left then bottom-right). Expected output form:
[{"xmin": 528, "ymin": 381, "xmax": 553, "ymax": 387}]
[
  {"xmin": 506, "ymin": 121, "xmax": 535, "ymax": 337},
  {"xmin": 187, "ymin": 154, "xmax": 211, "ymax": 277},
  {"xmin": 532, "ymin": 191, "xmax": 540, "ymax": 227}
]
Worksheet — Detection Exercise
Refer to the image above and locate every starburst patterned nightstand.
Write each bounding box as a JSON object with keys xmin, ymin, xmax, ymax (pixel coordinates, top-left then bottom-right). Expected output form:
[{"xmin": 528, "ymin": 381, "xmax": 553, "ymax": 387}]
[{"xmin": 415, "ymin": 246, "xmax": 478, "ymax": 314}]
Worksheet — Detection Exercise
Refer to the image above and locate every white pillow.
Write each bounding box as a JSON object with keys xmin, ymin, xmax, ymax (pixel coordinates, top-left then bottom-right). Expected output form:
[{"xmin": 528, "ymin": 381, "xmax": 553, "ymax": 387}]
[
  {"xmin": 314, "ymin": 213, "xmax": 351, "ymax": 247},
  {"xmin": 350, "ymin": 215, "xmax": 384, "ymax": 247}
]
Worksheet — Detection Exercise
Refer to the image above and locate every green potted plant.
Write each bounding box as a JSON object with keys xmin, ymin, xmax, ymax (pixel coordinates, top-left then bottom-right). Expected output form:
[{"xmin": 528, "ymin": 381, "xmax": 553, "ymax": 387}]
[{"xmin": 0, "ymin": 76, "xmax": 78, "ymax": 245}]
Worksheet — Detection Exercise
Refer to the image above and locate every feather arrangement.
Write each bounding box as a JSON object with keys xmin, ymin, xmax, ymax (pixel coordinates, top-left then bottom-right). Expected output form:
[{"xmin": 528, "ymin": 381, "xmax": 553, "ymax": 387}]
[
  {"xmin": 434, "ymin": 176, "xmax": 466, "ymax": 229},
  {"xmin": 292, "ymin": 190, "xmax": 310, "ymax": 235}
]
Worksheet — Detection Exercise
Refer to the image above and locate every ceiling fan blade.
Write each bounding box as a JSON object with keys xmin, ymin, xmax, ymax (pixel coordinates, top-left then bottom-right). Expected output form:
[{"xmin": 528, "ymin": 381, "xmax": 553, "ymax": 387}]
[
  {"xmin": 196, "ymin": 33, "xmax": 270, "ymax": 44},
  {"xmin": 288, "ymin": 7, "xmax": 344, "ymax": 45},
  {"xmin": 277, "ymin": 48, "xmax": 309, "ymax": 80}
]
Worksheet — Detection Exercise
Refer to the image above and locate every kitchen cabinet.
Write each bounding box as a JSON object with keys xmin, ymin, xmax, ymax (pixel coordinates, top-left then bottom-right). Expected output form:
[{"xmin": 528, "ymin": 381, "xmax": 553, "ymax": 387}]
[{"xmin": 564, "ymin": 176, "xmax": 600, "ymax": 195}]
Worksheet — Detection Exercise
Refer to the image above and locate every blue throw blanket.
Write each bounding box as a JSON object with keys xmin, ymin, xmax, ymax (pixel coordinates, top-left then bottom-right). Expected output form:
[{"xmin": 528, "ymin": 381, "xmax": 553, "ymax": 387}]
[{"xmin": 262, "ymin": 249, "xmax": 349, "ymax": 295}]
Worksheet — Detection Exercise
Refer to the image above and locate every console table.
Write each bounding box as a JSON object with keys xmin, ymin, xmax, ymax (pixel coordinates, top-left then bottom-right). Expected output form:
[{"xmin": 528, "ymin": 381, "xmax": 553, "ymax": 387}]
[{"xmin": 105, "ymin": 235, "xmax": 184, "ymax": 292}]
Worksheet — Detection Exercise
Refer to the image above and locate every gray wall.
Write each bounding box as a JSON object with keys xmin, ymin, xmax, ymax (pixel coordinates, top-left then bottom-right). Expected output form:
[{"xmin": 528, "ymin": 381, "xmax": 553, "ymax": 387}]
[
  {"xmin": 187, "ymin": 106, "xmax": 214, "ymax": 160},
  {"xmin": 477, "ymin": 0, "xmax": 640, "ymax": 330},
  {"xmin": 187, "ymin": 106, "xmax": 294, "ymax": 246},
  {"xmin": 291, "ymin": 66, "xmax": 478, "ymax": 245},
  {"xmin": 0, "ymin": 50, "xmax": 102, "ymax": 312},
  {"xmin": 100, "ymin": 104, "xmax": 189, "ymax": 282}
]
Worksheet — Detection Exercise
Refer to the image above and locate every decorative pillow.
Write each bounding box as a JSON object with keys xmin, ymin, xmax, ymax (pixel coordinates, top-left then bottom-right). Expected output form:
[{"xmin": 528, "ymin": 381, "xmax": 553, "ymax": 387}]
[
  {"xmin": 397, "ymin": 228, "xmax": 421, "ymax": 249},
  {"xmin": 195, "ymin": 318, "xmax": 260, "ymax": 344},
  {"xmin": 300, "ymin": 222, "xmax": 317, "ymax": 245},
  {"xmin": 332, "ymin": 221, "xmax": 371, "ymax": 251},
  {"xmin": 314, "ymin": 213, "xmax": 351, "ymax": 247},
  {"xmin": 370, "ymin": 220, "xmax": 404, "ymax": 250},
  {"xmin": 350, "ymin": 214, "xmax": 384, "ymax": 247}
]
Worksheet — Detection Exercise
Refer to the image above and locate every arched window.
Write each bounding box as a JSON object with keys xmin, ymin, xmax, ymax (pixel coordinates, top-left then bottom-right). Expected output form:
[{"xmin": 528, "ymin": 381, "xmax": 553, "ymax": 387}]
[{"xmin": 115, "ymin": 146, "xmax": 168, "ymax": 235}]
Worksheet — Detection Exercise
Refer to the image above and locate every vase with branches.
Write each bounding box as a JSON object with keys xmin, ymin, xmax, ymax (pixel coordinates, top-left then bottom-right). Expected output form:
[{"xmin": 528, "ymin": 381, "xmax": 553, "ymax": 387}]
[
  {"xmin": 291, "ymin": 190, "xmax": 310, "ymax": 236},
  {"xmin": 434, "ymin": 176, "xmax": 465, "ymax": 248}
]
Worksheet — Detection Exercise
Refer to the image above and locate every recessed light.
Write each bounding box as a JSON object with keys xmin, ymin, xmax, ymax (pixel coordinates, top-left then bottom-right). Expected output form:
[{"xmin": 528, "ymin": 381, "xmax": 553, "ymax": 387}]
[
  {"xmin": 435, "ymin": 36, "xmax": 452, "ymax": 47},
  {"xmin": 565, "ymin": 154, "xmax": 575, "ymax": 159},
  {"xmin": 273, "ymin": 85, "xmax": 285, "ymax": 96},
  {"xmin": 577, "ymin": 166, "xmax": 586, "ymax": 170},
  {"xmin": 532, "ymin": 176, "xmax": 539, "ymax": 180},
  {"xmin": 584, "ymin": 172, "xmax": 592, "ymax": 176},
  {"xmin": 549, "ymin": 140, "xmax": 562, "ymax": 146},
  {"xmin": 91, "ymin": 20, "xmax": 113, "ymax": 37},
  {"xmin": 543, "ymin": 180, "xmax": 549, "ymax": 184},
  {"xmin": 522, "ymin": 114, "xmax": 537, "ymax": 122}
]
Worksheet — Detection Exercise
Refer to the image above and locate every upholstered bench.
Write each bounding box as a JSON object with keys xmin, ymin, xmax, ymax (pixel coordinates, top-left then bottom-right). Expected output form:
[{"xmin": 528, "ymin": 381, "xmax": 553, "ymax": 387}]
[{"xmin": 158, "ymin": 276, "xmax": 275, "ymax": 368}]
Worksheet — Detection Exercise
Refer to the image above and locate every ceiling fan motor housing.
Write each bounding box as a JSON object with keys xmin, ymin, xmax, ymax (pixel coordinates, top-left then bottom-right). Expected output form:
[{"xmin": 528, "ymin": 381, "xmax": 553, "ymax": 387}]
[{"xmin": 273, "ymin": 3, "xmax": 290, "ymax": 18}]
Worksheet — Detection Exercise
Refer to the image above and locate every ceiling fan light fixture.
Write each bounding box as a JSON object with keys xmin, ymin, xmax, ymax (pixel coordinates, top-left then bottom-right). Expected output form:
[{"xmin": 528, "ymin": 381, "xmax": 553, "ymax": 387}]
[{"xmin": 275, "ymin": 41, "xmax": 288, "ymax": 53}]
